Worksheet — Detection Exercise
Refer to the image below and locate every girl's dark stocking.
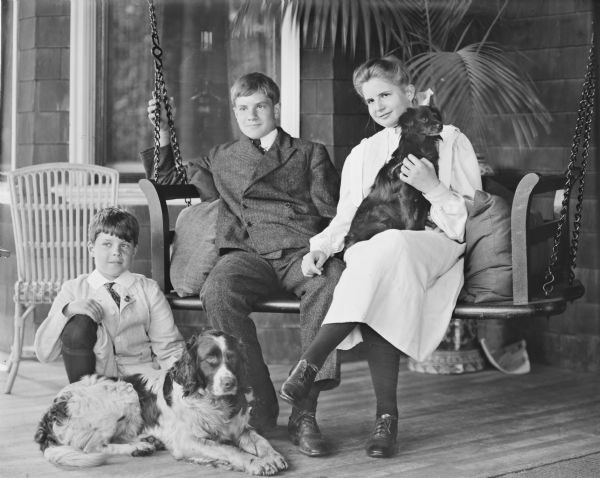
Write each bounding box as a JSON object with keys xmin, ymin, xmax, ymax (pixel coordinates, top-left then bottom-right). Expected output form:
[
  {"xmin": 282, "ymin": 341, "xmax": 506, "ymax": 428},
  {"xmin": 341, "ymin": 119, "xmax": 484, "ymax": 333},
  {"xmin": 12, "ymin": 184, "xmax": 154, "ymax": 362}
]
[
  {"xmin": 301, "ymin": 322, "xmax": 357, "ymax": 368},
  {"xmin": 361, "ymin": 325, "xmax": 401, "ymax": 417}
]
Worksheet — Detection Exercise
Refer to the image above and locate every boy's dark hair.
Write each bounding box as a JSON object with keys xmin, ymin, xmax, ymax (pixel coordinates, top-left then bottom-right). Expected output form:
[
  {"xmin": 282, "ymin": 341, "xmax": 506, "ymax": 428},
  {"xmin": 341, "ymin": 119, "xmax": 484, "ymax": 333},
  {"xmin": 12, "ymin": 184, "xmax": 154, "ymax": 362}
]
[
  {"xmin": 88, "ymin": 207, "xmax": 139, "ymax": 246},
  {"xmin": 230, "ymin": 72, "xmax": 280, "ymax": 106}
]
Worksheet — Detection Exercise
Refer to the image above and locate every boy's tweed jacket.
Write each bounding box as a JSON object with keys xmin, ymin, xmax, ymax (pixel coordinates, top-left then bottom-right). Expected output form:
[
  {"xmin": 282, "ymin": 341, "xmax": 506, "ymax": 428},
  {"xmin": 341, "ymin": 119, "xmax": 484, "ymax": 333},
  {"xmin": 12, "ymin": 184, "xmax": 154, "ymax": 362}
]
[{"xmin": 141, "ymin": 127, "xmax": 340, "ymax": 256}]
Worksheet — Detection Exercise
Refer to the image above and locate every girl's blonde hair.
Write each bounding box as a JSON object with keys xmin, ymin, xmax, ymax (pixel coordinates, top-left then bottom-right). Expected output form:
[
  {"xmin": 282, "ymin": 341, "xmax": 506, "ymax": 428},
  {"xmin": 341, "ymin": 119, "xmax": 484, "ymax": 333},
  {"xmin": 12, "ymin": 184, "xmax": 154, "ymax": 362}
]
[{"xmin": 352, "ymin": 55, "xmax": 411, "ymax": 98}]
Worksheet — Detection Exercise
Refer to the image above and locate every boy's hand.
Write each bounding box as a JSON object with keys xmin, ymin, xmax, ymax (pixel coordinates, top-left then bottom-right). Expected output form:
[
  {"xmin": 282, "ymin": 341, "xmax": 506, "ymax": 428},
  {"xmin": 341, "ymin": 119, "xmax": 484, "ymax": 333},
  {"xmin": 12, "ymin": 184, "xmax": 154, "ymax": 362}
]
[
  {"xmin": 64, "ymin": 299, "xmax": 104, "ymax": 323},
  {"xmin": 301, "ymin": 250, "xmax": 328, "ymax": 277},
  {"xmin": 147, "ymin": 98, "xmax": 171, "ymax": 147},
  {"xmin": 399, "ymin": 155, "xmax": 440, "ymax": 194}
]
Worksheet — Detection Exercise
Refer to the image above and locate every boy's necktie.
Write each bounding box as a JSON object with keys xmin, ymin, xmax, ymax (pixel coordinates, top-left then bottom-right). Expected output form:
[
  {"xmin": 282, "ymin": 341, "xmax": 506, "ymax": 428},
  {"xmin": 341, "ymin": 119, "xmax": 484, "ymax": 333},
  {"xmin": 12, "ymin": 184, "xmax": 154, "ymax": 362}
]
[
  {"xmin": 251, "ymin": 138, "xmax": 266, "ymax": 154},
  {"xmin": 105, "ymin": 282, "xmax": 121, "ymax": 307}
]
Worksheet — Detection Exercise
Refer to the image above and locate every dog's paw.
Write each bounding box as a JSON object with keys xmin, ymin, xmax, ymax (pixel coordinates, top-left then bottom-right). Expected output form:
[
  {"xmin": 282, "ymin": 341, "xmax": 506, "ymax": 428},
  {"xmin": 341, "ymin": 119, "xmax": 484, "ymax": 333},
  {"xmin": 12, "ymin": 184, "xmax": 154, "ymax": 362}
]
[
  {"xmin": 140, "ymin": 435, "xmax": 166, "ymax": 451},
  {"xmin": 131, "ymin": 441, "xmax": 156, "ymax": 457},
  {"xmin": 264, "ymin": 451, "xmax": 287, "ymax": 472},
  {"xmin": 246, "ymin": 456, "xmax": 286, "ymax": 476}
]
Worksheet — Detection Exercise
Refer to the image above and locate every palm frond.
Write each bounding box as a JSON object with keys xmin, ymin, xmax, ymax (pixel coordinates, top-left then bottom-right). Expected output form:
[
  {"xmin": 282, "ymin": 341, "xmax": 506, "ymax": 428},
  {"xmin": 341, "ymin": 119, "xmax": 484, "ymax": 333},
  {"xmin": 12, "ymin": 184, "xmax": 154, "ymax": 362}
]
[
  {"xmin": 407, "ymin": 44, "xmax": 552, "ymax": 149},
  {"xmin": 395, "ymin": 0, "xmax": 473, "ymax": 50},
  {"xmin": 231, "ymin": 0, "xmax": 417, "ymax": 57}
]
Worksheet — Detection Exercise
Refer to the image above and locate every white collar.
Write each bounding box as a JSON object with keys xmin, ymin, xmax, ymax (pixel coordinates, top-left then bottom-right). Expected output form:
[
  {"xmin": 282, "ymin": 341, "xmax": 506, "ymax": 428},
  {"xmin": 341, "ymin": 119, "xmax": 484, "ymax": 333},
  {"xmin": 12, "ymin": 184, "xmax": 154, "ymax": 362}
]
[
  {"xmin": 87, "ymin": 269, "xmax": 135, "ymax": 289},
  {"xmin": 258, "ymin": 129, "xmax": 278, "ymax": 151}
]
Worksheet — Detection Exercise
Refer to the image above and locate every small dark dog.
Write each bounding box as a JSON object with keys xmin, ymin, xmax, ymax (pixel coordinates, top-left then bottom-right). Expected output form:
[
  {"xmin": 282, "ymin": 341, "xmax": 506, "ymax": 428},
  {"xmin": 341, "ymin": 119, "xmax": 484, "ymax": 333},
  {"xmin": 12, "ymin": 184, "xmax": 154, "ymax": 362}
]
[{"xmin": 345, "ymin": 105, "xmax": 443, "ymax": 249}]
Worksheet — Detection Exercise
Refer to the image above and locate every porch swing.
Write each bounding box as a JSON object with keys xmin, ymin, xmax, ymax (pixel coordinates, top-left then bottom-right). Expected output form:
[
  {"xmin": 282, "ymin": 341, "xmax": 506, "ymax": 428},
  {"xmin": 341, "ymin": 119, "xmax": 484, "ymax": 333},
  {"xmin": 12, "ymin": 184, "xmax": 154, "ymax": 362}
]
[{"xmin": 139, "ymin": 0, "xmax": 594, "ymax": 322}]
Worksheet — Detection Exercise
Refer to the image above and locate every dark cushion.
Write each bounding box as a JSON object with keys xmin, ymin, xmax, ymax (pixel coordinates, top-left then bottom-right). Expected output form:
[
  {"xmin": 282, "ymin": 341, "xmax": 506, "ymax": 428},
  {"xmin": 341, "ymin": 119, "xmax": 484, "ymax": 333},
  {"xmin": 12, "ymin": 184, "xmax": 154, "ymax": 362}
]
[
  {"xmin": 460, "ymin": 190, "xmax": 513, "ymax": 303},
  {"xmin": 170, "ymin": 199, "xmax": 220, "ymax": 297}
]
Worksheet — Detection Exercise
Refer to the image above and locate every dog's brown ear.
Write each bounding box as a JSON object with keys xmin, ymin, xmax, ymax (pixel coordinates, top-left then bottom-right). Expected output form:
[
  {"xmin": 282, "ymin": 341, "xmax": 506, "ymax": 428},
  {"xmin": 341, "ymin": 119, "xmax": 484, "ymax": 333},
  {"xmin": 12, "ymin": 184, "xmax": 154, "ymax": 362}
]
[
  {"xmin": 185, "ymin": 334, "xmax": 198, "ymax": 350},
  {"xmin": 173, "ymin": 339, "xmax": 206, "ymax": 396}
]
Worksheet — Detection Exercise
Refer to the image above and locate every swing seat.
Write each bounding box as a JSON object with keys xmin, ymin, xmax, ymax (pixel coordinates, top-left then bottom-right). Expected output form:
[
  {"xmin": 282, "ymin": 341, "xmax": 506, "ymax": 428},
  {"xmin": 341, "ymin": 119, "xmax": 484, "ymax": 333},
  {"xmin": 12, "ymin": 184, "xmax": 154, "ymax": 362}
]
[{"xmin": 138, "ymin": 171, "xmax": 584, "ymax": 321}]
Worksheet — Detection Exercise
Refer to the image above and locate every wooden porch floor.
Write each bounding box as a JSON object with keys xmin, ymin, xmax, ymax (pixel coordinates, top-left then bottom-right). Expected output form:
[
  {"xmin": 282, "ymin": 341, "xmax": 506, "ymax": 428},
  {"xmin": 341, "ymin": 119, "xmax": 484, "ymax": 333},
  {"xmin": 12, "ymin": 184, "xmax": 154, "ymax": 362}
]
[{"xmin": 1, "ymin": 356, "xmax": 599, "ymax": 478}]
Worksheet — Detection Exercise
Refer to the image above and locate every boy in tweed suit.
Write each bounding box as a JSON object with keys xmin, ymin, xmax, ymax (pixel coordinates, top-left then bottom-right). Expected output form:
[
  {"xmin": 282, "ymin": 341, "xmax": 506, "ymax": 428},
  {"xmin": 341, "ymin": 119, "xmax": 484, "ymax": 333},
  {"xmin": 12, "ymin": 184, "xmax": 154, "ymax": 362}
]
[{"xmin": 142, "ymin": 73, "xmax": 344, "ymax": 456}]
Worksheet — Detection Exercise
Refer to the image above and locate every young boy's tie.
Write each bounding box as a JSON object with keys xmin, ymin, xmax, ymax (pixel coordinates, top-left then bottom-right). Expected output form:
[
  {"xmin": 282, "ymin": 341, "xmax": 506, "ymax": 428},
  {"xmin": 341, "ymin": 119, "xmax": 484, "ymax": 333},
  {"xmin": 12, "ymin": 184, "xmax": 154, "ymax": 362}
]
[{"xmin": 105, "ymin": 282, "xmax": 120, "ymax": 307}]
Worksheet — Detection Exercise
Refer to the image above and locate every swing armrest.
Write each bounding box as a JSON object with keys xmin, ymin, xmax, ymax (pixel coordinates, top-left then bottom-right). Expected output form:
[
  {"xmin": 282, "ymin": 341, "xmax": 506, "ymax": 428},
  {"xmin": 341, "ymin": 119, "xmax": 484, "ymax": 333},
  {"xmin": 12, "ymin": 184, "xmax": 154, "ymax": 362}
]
[
  {"xmin": 139, "ymin": 179, "xmax": 200, "ymax": 293},
  {"xmin": 496, "ymin": 172, "xmax": 573, "ymax": 305}
]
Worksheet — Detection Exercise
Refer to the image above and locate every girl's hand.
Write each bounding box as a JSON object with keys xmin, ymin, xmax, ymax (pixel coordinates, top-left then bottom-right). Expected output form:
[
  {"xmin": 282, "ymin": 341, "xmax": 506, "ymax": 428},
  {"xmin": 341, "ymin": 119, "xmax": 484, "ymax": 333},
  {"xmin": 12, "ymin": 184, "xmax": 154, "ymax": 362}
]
[
  {"xmin": 301, "ymin": 250, "xmax": 328, "ymax": 277},
  {"xmin": 64, "ymin": 299, "xmax": 104, "ymax": 323},
  {"xmin": 399, "ymin": 155, "xmax": 440, "ymax": 194}
]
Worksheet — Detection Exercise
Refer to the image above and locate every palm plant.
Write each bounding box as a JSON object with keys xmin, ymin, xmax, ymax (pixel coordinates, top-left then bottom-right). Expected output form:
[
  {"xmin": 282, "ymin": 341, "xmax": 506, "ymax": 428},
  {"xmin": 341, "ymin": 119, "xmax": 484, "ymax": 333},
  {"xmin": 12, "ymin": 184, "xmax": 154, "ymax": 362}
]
[{"xmin": 232, "ymin": 0, "xmax": 551, "ymax": 150}]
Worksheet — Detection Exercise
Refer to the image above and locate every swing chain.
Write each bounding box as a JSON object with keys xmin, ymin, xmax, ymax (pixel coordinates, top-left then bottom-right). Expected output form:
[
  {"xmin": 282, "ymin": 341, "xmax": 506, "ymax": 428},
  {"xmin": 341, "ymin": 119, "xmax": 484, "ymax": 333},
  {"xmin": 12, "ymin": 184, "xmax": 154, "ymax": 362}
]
[
  {"xmin": 568, "ymin": 68, "xmax": 595, "ymax": 282},
  {"xmin": 147, "ymin": 0, "xmax": 189, "ymax": 195},
  {"xmin": 543, "ymin": 37, "xmax": 596, "ymax": 296}
]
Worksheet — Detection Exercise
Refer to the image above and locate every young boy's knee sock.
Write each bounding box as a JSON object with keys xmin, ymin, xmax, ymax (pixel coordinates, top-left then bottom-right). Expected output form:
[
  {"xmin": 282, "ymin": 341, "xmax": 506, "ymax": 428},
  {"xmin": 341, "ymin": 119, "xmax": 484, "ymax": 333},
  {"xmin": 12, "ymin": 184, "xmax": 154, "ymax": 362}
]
[{"xmin": 60, "ymin": 315, "xmax": 98, "ymax": 383}]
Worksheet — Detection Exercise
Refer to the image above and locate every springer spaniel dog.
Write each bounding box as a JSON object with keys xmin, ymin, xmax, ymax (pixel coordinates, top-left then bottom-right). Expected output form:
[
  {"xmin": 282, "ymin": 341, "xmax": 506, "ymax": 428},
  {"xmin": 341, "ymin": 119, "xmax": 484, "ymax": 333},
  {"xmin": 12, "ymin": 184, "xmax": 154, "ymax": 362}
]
[
  {"xmin": 34, "ymin": 330, "xmax": 287, "ymax": 476},
  {"xmin": 345, "ymin": 105, "xmax": 443, "ymax": 249}
]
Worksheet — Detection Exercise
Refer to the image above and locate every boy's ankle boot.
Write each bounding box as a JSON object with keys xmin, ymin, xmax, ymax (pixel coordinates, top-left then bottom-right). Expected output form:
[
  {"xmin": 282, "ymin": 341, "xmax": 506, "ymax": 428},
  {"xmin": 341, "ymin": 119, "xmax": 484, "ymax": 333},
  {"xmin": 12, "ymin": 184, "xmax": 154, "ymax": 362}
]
[{"xmin": 287, "ymin": 407, "xmax": 330, "ymax": 457}]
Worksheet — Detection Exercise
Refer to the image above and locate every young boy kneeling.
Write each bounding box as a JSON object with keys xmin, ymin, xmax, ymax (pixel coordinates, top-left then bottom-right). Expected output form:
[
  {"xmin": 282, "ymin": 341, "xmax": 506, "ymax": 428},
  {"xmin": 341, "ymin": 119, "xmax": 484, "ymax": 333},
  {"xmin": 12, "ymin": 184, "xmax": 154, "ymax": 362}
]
[{"xmin": 35, "ymin": 207, "xmax": 184, "ymax": 382}]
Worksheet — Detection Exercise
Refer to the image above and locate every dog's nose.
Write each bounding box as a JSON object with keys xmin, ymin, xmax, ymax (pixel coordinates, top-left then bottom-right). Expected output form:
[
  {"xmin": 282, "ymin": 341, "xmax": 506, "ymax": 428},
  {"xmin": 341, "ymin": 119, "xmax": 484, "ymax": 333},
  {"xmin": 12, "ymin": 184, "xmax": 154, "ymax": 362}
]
[{"xmin": 221, "ymin": 376, "xmax": 236, "ymax": 391}]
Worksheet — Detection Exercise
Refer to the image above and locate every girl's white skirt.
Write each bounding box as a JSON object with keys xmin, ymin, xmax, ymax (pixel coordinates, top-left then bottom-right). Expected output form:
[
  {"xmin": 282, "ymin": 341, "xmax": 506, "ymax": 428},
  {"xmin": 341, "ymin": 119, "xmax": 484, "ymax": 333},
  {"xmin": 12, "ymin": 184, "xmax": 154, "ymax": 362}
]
[{"xmin": 323, "ymin": 229, "xmax": 465, "ymax": 362}]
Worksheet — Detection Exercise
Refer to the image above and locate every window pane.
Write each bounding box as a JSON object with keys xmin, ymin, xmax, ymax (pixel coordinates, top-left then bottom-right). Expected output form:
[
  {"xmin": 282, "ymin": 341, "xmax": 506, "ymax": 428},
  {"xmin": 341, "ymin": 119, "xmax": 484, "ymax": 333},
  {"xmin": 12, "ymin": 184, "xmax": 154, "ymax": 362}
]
[{"xmin": 97, "ymin": 0, "xmax": 279, "ymax": 178}]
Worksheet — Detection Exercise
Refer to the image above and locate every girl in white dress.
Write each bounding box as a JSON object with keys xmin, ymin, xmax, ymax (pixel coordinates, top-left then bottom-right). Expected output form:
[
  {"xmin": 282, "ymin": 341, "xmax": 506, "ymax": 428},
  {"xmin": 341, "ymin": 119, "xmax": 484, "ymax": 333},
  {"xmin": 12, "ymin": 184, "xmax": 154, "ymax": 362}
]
[{"xmin": 280, "ymin": 56, "xmax": 482, "ymax": 458}]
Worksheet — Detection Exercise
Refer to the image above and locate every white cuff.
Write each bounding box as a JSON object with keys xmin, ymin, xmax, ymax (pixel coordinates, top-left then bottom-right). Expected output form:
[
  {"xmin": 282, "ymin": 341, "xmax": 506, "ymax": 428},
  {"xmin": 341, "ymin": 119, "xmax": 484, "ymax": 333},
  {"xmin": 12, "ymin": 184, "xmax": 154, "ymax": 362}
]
[{"xmin": 423, "ymin": 182, "xmax": 454, "ymax": 205}]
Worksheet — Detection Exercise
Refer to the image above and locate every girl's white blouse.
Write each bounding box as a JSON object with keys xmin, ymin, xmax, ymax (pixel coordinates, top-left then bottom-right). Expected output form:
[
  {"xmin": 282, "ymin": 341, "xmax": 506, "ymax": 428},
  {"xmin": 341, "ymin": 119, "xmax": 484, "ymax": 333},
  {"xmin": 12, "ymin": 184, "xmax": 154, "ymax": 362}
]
[{"xmin": 310, "ymin": 125, "xmax": 482, "ymax": 256}]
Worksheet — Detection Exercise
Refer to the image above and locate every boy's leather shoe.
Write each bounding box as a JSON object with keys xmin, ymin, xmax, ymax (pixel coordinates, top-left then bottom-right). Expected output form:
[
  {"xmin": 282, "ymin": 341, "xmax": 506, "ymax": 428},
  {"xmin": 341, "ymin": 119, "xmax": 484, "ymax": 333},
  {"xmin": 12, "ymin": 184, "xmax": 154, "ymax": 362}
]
[
  {"xmin": 365, "ymin": 414, "xmax": 398, "ymax": 458},
  {"xmin": 279, "ymin": 359, "xmax": 318, "ymax": 406},
  {"xmin": 288, "ymin": 408, "xmax": 330, "ymax": 457}
]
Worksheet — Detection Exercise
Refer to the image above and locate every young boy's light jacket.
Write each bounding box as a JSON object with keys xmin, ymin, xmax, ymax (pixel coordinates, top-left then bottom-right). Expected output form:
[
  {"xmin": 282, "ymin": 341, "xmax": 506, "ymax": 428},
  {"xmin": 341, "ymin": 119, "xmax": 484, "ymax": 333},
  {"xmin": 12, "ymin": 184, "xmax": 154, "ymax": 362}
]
[{"xmin": 35, "ymin": 270, "xmax": 184, "ymax": 377}]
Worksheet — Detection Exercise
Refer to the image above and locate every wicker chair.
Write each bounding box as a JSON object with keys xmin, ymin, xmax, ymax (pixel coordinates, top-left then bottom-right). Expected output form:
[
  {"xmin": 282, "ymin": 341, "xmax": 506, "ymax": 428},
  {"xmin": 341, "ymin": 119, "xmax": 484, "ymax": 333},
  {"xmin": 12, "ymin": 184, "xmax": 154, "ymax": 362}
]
[{"xmin": 1, "ymin": 163, "xmax": 119, "ymax": 393}]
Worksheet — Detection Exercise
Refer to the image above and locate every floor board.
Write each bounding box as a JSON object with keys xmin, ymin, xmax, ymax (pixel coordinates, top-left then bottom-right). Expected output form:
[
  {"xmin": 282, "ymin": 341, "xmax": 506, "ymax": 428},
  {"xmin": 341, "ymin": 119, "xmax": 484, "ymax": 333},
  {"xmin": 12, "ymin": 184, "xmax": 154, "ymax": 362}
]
[{"xmin": 1, "ymin": 356, "xmax": 599, "ymax": 478}]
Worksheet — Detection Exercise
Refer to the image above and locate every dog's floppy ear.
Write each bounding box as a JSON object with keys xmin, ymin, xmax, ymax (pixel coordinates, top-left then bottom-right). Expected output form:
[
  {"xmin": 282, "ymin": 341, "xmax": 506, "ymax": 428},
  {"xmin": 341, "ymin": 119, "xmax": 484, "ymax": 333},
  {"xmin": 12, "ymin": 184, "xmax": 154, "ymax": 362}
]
[
  {"xmin": 397, "ymin": 107, "xmax": 417, "ymax": 131},
  {"xmin": 172, "ymin": 334, "xmax": 206, "ymax": 396},
  {"xmin": 184, "ymin": 334, "xmax": 198, "ymax": 350}
]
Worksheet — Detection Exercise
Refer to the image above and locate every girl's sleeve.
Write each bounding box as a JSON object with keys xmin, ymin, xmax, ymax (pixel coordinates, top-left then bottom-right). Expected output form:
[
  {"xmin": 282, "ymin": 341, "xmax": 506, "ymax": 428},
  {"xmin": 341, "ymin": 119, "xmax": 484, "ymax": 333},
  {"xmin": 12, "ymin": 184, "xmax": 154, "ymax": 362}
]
[
  {"xmin": 424, "ymin": 132, "xmax": 482, "ymax": 242},
  {"xmin": 34, "ymin": 282, "xmax": 77, "ymax": 363},
  {"xmin": 309, "ymin": 148, "xmax": 361, "ymax": 257}
]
